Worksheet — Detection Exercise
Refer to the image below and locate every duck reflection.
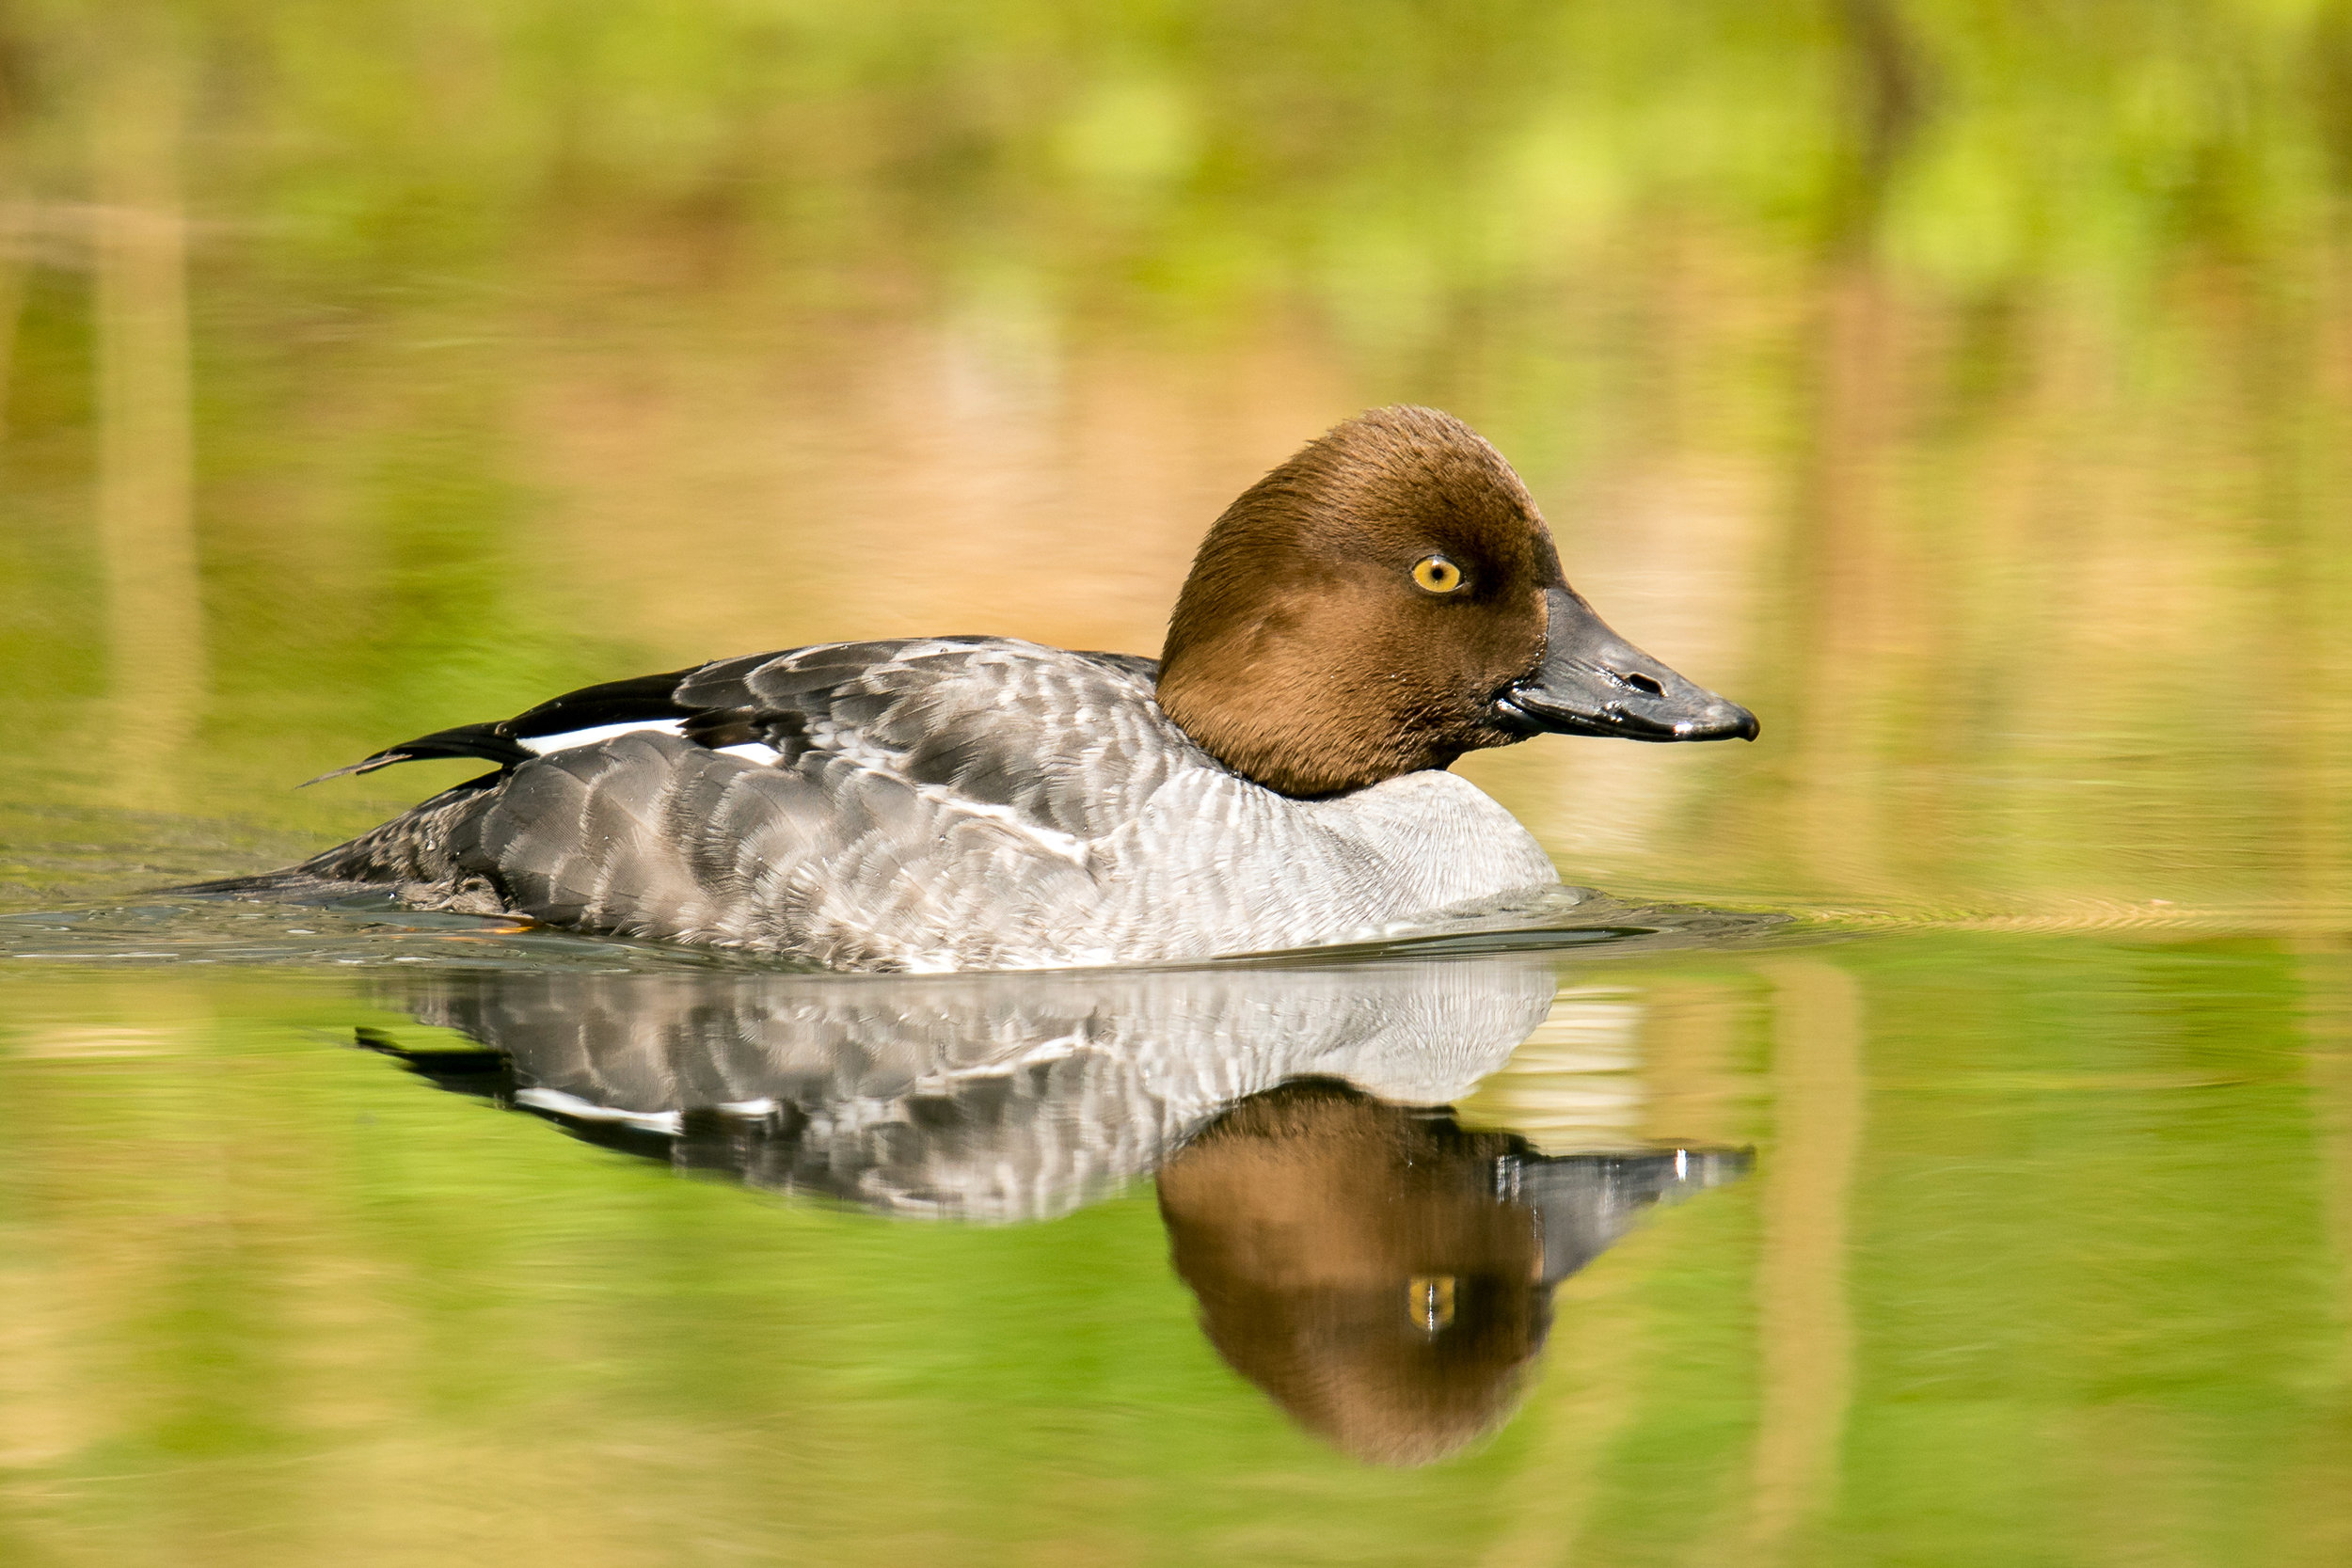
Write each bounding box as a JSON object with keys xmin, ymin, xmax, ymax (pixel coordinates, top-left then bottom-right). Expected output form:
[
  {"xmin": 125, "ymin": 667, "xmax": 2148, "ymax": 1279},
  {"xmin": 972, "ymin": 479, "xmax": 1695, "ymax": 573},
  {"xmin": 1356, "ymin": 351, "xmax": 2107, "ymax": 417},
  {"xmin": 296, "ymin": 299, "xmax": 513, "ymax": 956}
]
[
  {"xmin": 373, "ymin": 954, "xmax": 1566, "ymax": 1219},
  {"xmin": 366, "ymin": 953, "xmax": 1743, "ymax": 1462}
]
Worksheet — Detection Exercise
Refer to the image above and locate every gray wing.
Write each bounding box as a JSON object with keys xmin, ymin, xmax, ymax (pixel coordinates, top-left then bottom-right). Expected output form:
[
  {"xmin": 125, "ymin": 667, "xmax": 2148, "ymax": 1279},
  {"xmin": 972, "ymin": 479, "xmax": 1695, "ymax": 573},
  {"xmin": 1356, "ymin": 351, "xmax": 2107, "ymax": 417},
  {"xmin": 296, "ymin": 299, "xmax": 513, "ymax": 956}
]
[
  {"xmin": 673, "ymin": 639, "xmax": 1179, "ymax": 839},
  {"xmin": 303, "ymin": 640, "xmax": 1197, "ymax": 968}
]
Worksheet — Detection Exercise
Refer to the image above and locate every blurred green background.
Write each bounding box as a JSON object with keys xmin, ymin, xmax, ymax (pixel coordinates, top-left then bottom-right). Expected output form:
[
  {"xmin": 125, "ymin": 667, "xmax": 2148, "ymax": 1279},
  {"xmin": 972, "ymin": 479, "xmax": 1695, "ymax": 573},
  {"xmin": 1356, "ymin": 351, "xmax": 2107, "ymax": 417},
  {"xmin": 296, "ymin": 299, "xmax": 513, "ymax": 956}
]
[
  {"xmin": 4, "ymin": 3, "xmax": 2352, "ymax": 1564},
  {"xmin": 2, "ymin": 0, "xmax": 2346, "ymax": 919}
]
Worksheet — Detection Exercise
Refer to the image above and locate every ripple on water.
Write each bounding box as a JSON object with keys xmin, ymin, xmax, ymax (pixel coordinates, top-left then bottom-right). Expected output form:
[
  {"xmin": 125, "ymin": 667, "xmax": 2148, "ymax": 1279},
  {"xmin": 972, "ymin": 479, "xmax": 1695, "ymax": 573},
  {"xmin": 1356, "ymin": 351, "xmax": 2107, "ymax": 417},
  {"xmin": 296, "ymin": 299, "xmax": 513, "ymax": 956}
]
[{"xmin": 0, "ymin": 884, "xmax": 1794, "ymax": 974}]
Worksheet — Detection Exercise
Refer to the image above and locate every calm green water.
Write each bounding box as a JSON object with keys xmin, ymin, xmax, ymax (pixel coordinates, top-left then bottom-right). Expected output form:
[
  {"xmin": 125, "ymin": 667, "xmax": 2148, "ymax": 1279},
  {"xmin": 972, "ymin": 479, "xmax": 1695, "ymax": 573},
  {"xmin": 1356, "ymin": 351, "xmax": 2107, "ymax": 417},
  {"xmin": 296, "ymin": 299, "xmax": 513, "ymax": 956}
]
[{"xmin": 6, "ymin": 4, "xmax": 2352, "ymax": 1564}]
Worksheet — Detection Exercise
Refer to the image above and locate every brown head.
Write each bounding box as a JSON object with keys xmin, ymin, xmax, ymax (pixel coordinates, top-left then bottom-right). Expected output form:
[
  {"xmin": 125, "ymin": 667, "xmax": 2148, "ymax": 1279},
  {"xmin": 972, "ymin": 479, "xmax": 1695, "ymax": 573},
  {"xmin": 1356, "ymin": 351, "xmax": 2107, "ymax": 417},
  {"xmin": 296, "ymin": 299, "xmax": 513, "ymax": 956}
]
[{"xmin": 1157, "ymin": 405, "xmax": 1756, "ymax": 797}]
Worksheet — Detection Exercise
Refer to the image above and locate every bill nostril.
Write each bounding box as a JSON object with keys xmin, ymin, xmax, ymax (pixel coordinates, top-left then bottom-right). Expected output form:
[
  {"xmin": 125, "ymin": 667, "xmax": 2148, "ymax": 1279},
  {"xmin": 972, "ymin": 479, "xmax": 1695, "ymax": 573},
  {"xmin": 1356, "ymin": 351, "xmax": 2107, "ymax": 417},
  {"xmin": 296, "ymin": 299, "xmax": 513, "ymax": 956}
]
[{"xmin": 1620, "ymin": 672, "xmax": 1663, "ymax": 696}]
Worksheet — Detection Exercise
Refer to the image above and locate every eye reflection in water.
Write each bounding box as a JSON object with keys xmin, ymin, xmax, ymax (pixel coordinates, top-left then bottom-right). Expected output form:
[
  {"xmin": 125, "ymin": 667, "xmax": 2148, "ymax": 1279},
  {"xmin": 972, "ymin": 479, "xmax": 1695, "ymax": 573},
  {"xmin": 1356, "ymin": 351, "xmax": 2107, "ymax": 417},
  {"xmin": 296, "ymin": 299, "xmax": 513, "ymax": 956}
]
[{"xmin": 364, "ymin": 952, "xmax": 1745, "ymax": 1463}]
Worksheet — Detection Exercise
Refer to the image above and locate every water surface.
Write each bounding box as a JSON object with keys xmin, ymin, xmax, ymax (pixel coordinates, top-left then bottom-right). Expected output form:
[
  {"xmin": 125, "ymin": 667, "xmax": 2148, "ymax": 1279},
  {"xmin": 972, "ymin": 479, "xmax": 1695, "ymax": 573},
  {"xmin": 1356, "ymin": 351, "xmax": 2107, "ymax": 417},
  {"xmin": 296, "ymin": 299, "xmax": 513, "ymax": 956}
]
[{"xmin": 5, "ymin": 5, "xmax": 2352, "ymax": 1564}]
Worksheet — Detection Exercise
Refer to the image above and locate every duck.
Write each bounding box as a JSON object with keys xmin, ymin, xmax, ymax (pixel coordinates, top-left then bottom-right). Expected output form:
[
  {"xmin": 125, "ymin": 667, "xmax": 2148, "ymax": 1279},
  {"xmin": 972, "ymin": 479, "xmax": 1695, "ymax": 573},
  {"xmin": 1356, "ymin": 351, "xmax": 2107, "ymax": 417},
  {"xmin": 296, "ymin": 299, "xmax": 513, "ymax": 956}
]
[{"xmin": 207, "ymin": 405, "xmax": 1756, "ymax": 971}]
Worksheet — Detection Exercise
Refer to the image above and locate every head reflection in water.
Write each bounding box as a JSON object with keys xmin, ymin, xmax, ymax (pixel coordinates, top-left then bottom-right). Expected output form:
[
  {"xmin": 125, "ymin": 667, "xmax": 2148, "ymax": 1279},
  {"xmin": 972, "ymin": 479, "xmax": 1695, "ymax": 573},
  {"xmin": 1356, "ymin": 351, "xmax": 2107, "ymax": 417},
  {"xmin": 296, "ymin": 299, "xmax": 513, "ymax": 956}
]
[
  {"xmin": 1159, "ymin": 1081, "xmax": 1544, "ymax": 1465},
  {"xmin": 1158, "ymin": 1080, "xmax": 1741, "ymax": 1466}
]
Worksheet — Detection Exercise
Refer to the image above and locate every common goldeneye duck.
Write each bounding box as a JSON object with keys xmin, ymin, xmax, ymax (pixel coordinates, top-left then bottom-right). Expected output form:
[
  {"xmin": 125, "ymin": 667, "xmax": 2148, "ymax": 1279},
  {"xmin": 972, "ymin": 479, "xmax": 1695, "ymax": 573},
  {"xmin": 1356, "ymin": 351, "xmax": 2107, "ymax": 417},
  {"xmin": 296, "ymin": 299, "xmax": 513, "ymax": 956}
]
[{"xmin": 215, "ymin": 405, "xmax": 1756, "ymax": 971}]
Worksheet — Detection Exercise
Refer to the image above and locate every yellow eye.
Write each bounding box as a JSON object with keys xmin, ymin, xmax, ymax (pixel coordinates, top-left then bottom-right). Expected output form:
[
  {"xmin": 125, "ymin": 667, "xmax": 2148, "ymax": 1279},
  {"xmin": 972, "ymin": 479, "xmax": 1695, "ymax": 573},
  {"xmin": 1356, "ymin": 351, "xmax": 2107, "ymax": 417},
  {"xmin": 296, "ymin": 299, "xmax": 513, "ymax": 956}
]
[
  {"xmin": 1411, "ymin": 555, "xmax": 1464, "ymax": 594},
  {"xmin": 1407, "ymin": 1275, "xmax": 1457, "ymax": 1332}
]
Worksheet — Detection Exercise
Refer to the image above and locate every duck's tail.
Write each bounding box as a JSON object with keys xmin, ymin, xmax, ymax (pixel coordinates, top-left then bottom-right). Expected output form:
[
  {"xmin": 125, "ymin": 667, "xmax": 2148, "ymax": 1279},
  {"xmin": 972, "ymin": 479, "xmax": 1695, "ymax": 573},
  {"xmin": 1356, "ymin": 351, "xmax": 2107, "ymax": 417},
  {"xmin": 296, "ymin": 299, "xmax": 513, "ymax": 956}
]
[{"xmin": 170, "ymin": 772, "xmax": 505, "ymax": 900}]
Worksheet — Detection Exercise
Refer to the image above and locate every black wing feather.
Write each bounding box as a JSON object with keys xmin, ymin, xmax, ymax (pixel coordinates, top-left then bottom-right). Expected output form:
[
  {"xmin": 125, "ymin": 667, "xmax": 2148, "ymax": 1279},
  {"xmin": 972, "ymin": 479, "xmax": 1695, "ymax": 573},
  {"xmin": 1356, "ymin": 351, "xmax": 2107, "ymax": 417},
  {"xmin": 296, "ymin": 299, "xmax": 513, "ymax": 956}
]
[
  {"xmin": 497, "ymin": 666, "xmax": 707, "ymax": 736},
  {"xmin": 307, "ymin": 664, "xmax": 711, "ymax": 784},
  {"xmin": 308, "ymin": 643, "xmax": 1166, "ymax": 800},
  {"xmin": 302, "ymin": 723, "xmax": 534, "ymax": 783}
]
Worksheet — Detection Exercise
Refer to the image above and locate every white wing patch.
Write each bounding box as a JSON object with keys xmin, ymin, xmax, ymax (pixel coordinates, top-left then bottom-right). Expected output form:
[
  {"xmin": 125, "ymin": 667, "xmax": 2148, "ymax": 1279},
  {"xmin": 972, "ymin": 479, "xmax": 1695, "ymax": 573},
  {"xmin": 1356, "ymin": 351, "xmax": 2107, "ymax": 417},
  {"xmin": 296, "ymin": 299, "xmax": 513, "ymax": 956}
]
[{"xmin": 518, "ymin": 720, "xmax": 687, "ymax": 755}]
